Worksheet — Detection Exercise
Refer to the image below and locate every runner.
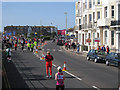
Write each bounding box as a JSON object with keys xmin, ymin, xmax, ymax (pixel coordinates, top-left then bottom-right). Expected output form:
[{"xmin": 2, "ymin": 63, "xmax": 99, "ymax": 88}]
[
  {"xmin": 45, "ymin": 51, "xmax": 54, "ymax": 78},
  {"xmin": 55, "ymin": 66, "xmax": 65, "ymax": 90},
  {"xmin": 21, "ymin": 39, "xmax": 24, "ymax": 51},
  {"xmin": 14, "ymin": 42, "xmax": 17, "ymax": 50},
  {"xmin": 30, "ymin": 42, "xmax": 34, "ymax": 52},
  {"xmin": 27, "ymin": 42, "xmax": 30, "ymax": 51},
  {"xmin": 6, "ymin": 46, "xmax": 12, "ymax": 62}
]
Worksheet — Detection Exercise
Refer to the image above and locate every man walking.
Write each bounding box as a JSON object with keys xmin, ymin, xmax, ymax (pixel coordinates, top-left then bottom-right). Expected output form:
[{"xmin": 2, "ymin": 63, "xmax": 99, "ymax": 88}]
[{"xmin": 45, "ymin": 51, "xmax": 54, "ymax": 78}]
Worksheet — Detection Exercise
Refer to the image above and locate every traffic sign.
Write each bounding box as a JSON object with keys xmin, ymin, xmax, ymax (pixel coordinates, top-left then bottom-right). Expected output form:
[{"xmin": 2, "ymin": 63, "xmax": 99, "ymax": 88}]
[
  {"xmin": 94, "ymin": 38, "xmax": 100, "ymax": 42},
  {"xmin": 86, "ymin": 38, "xmax": 91, "ymax": 43}
]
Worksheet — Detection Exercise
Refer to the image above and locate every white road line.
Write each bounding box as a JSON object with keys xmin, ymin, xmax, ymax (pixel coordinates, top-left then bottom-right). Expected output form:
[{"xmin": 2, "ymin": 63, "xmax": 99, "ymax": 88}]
[
  {"xmin": 64, "ymin": 71, "xmax": 82, "ymax": 81},
  {"xmin": 47, "ymin": 49, "xmax": 50, "ymax": 51},
  {"xmin": 53, "ymin": 49, "xmax": 56, "ymax": 51},
  {"xmin": 92, "ymin": 86, "xmax": 101, "ymax": 90},
  {"xmin": 52, "ymin": 64, "xmax": 57, "ymax": 67},
  {"xmin": 58, "ymin": 50, "xmax": 62, "ymax": 51},
  {"xmin": 52, "ymin": 63, "xmax": 82, "ymax": 81}
]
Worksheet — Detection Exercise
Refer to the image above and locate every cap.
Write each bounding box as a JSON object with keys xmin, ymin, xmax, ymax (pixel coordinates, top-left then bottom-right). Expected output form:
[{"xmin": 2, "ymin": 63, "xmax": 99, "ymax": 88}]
[{"xmin": 57, "ymin": 66, "xmax": 62, "ymax": 71}]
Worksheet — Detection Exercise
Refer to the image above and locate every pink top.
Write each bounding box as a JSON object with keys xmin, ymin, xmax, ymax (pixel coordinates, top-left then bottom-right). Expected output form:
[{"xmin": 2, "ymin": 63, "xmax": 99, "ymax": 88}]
[{"xmin": 56, "ymin": 72, "xmax": 64, "ymax": 85}]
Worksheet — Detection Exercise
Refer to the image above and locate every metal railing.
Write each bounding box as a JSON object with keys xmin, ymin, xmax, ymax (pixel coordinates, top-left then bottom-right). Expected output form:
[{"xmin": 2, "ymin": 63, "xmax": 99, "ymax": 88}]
[{"xmin": 111, "ymin": 20, "xmax": 120, "ymax": 26}]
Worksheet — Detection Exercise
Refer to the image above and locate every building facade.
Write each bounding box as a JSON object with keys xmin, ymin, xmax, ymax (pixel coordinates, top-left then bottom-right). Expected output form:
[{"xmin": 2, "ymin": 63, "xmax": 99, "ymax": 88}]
[
  {"xmin": 75, "ymin": 0, "xmax": 120, "ymax": 52},
  {"xmin": 4, "ymin": 25, "xmax": 57, "ymax": 37}
]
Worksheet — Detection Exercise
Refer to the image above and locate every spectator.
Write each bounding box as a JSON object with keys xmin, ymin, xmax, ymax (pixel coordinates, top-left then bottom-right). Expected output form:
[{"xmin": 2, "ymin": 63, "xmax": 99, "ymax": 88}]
[
  {"xmin": 68, "ymin": 41, "xmax": 71, "ymax": 49},
  {"xmin": 106, "ymin": 46, "xmax": 110, "ymax": 54},
  {"xmin": 101, "ymin": 45, "xmax": 106, "ymax": 52},
  {"xmin": 77, "ymin": 43, "xmax": 80, "ymax": 53},
  {"xmin": 97, "ymin": 45, "xmax": 101, "ymax": 50}
]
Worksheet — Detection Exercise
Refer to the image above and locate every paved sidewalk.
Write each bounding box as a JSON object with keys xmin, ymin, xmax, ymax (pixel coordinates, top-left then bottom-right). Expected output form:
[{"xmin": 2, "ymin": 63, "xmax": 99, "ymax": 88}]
[{"xmin": 61, "ymin": 45, "xmax": 88, "ymax": 57}]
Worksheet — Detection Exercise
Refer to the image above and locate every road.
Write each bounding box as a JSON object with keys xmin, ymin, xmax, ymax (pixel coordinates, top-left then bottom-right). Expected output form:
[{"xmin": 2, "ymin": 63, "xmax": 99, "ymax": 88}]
[{"xmin": 2, "ymin": 41, "xmax": 119, "ymax": 90}]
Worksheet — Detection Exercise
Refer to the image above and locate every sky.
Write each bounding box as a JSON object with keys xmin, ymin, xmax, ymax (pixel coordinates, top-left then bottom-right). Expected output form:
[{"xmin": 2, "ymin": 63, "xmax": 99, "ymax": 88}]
[{"xmin": 2, "ymin": 2, "xmax": 75, "ymax": 30}]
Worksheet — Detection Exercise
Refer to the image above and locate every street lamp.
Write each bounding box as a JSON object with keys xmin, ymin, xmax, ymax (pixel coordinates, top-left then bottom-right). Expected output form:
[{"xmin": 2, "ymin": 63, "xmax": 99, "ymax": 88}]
[{"xmin": 64, "ymin": 12, "xmax": 67, "ymax": 36}]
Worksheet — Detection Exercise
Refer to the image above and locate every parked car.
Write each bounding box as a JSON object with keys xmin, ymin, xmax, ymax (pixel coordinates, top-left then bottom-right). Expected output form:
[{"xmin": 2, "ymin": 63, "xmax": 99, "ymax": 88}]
[
  {"xmin": 57, "ymin": 37, "xmax": 65, "ymax": 45},
  {"xmin": 105, "ymin": 52, "xmax": 120, "ymax": 68},
  {"xmin": 87, "ymin": 49, "xmax": 107, "ymax": 63}
]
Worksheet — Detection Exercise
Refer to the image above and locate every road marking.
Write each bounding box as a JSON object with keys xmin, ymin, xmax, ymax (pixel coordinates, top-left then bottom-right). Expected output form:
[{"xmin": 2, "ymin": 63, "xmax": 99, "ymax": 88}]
[
  {"xmin": 53, "ymin": 49, "xmax": 56, "ymax": 51},
  {"xmin": 92, "ymin": 86, "xmax": 101, "ymax": 90},
  {"xmin": 52, "ymin": 64, "xmax": 57, "ymax": 67},
  {"xmin": 64, "ymin": 71, "xmax": 82, "ymax": 81},
  {"xmin": 52, "ymin": 63, "xmax": 82, "ymax": 81},
  {"xmin": 58, "ymin": 50, "xmax": 62, "ymax": 51},
  {"xmin": 47, "ymin": 49, "xmax": 50, "ymax": 51}
]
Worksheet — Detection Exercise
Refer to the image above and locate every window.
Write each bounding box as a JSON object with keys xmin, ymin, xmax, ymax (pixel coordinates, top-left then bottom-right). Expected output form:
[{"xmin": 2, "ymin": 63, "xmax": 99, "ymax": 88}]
[
  {"xmin": 111, "ymin": 6, "xmax": 114, "ymax": 18},
  {"xmin": 88, "ymin": 33, "xmax": 91, "ymax": 38},
  {"xmin": 89, "ymin": 14, "xmax": 92, "ymax": 22},
  {"xmin": 85, "ymin": 33, "xmax": 87, "ymax": 44},
  {"xmin": 97, "ymin": 11, "xmax": 100, "ymax": 19},
  {"xmin": 93, "ymin": 12, "xmax": 95, "ymax": 21},
  {"xmin": 93, "ymin": 0, "xmax": 95, "ymax": 6},
  {"xmin": 85, "ymin": 15, "xmax": 87, "ymax": 23},
  {"xmin": 98, "ymin": 0, "xmax": 100, "ymax": 4},
  {"xmin": 93, "ymin": 33, "xmax": 95, "ymax": 45},
  {"xmin": 83, "ymin": 3, "xmax": 85, "ymax": 11},
  {"xmin": 105, "ymin": 31, "xmax": 107, "ymax": 44},
  {"xmin": 79, "ymin": 19, "xmax": 81, "ymax": 24},
  {"xmin": 104, "ymin": 7, "xmax": 107, "ymax": 18},
  {"xmin": 85, "ymin": 0, "xmax": 87, "ymax": 9},
  {"xmin": 111, "ymin": 31, "xmax": 114, "ymax": 45},
  {"xmin": 83, "ymin": 17, "xmax": 85, "ymax": 24},
  {"xmin": 89, "ymin": 0, "xmax": 92, "ymax": 8}
]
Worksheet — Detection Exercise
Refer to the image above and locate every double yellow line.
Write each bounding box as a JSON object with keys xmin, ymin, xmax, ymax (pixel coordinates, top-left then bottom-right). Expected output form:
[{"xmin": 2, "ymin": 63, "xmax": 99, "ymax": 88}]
[{"xmin": 2, "ymin": 64, "xmax": 12, "ymax": 90}]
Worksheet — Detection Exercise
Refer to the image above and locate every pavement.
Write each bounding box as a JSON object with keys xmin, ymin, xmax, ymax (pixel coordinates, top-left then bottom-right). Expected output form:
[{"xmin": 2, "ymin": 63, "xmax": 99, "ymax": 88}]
[{"xmin": 2, "ymin": 41, "xmax": 119, "ymax": 90}]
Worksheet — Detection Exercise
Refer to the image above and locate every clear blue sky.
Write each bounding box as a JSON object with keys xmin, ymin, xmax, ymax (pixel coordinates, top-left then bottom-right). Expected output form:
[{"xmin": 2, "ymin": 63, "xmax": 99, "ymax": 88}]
[{"xmin": 2, "ymin": 2, "xmax": 75, "ymax": 30}]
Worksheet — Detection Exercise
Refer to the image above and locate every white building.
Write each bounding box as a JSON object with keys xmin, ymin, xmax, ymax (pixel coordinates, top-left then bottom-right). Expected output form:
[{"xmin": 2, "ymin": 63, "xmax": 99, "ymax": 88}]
[{"xmin": 75, "ymin": 0, "xmax": 120, "ymax": 52}]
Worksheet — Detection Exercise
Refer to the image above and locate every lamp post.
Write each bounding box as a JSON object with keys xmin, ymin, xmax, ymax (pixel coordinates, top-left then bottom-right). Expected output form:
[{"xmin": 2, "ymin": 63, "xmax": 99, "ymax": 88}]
[{"xmin": 64, "ymin": 12, "xmax": 67, "ymax": 37}]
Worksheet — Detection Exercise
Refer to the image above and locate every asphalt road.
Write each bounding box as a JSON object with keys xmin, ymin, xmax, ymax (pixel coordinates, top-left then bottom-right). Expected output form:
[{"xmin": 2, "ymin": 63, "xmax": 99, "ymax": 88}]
[
  {"xmin": 2, "ymin": 41, "xmax": 119, "ymax": 90},
  {"xmin": 43, "ymin": 41, "xmax": 119, "ymax": 89}
]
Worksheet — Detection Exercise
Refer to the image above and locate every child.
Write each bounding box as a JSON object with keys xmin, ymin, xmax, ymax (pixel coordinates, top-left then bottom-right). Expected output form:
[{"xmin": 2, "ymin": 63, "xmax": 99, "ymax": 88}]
[{"xmin": 55, "ymin": 66, "xmax": 65, "ymax": 90}]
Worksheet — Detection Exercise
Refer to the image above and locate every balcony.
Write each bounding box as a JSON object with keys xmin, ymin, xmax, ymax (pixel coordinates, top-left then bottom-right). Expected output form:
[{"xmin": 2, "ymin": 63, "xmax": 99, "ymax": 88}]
[
  {"xmin": 97, "ymin": 18, "xmax": 111, "ymax": 27},
  {"xmin": 81, "ymin": 23, "xmax": 93, "ymax": 29},
  {"xmin": 111, "ymin": 20, "xmax": 120, "ymax": 27}
]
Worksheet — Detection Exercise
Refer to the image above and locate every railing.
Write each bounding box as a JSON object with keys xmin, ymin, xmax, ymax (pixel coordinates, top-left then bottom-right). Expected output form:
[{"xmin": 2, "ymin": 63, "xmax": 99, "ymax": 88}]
[
  {"xmin": 81, "ymin": 23, "xmax": 93, "ymax": 29},
  {"xmin": 111, "ymin": 20, "xmax": 120, "ymax": 26}
]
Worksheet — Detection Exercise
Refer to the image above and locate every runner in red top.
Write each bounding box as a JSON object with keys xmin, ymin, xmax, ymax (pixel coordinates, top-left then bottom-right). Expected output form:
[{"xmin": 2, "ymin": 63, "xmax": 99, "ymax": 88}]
[{"xmin": 45, "ymin": 51, "xmax": 54, "ymax": 78}]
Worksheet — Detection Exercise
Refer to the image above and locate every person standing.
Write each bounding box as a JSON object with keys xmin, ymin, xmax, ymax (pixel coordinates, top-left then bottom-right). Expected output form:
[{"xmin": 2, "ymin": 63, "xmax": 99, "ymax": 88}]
[
  {"xmin": 77, "ymin": 43, "xmax": 80, "ymax": 53},
  {"xmin": 45, "ymin": 51, "xmax": 54, "ymax": 78},
  {"xmin": 101, "ymin": 45, "xmax": 106, "ymax": 52},
  {"xmin": 6, "ymin": 46, "xmax": 12, "ymax": 62},
  {"xmin": 55, "ymin": 66, "xmax": 65, "ymax": 90},
  {"xmin": 21, "ymin": 39, "xmax": 24, "ymax": 51},
  {"xmin": 14, "ymin": 42, "xmax": 17, "ymax": 50},
  {"xmin": 68, "ymin": 41, "xmax": 71, "ymax": 49},
  {"xmin": 65, "ymin": 42, "xmax": 67, "ymax": 49},
  {"xmin": 97, "ymin": 46, "xmax": 101, "ymax": 50},
  {"xmin": 106, "ymin": 46, "xmax": 110, "ymax": 54}
]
